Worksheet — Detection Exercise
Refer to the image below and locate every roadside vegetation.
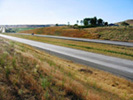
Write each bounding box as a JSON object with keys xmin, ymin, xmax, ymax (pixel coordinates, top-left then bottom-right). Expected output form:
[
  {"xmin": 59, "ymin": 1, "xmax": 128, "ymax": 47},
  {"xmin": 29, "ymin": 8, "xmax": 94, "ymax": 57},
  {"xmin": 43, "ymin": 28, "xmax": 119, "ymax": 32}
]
[
  {"xmin": 20, "ymin": 26, "xmax": 133, "ymax": 42},
  {"xmin": 6, "ymin": 27, "xmax": 37, "ymax": 33},
  {"xmin": 6, "ymin": 34, "xmax": 133, "ymax": 60},
  {"xmin": 0, "ymin": 37, "xmax": 133, "ymax": 100}
]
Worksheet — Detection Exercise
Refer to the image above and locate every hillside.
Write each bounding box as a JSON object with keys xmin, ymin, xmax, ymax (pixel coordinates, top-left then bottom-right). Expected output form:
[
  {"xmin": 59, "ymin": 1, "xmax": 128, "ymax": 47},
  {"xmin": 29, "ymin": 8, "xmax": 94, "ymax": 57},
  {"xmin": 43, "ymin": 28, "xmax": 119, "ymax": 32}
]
[
  {"xmin": 20, "ymin": 26, "xmax": 133, "ymax": 42},
  {"xmin": 126, "ymin": 19, "xmax": 133, "ymax": 25},
  {"xmin": 116, "ymin": 19, "xmax": 133, "ymax": 26}
]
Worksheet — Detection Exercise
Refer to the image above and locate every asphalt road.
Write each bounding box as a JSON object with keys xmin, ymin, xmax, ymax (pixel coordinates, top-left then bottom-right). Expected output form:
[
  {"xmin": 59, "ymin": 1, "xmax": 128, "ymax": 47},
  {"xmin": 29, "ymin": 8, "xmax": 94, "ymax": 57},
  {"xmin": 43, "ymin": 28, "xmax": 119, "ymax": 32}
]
[
  {"xmin": 15, "ymin": 33, "xmax": 133, "ymax": 47},
  {"xmin": 0, "ymin": 34, "xmax": 133, "ymax": 80}
]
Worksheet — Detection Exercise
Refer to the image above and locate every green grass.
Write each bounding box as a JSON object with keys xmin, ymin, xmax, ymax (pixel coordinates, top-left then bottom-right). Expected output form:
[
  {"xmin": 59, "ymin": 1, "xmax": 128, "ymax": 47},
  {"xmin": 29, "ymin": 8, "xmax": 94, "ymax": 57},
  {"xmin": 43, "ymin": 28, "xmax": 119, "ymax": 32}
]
[
  {"xmin": 41, "ymin": 77, "xmax": 50, "ymax": 89},
  {"xmin": 66, "ymin": 44, "xmax": 133, "ymax": 57},
  {"xmin": 6, "ymin": 34, "xmax": 133, "ymax": 60},
  {"xmin": 7, "ymin": 27, "xmax": 37, "ymax": 33}
]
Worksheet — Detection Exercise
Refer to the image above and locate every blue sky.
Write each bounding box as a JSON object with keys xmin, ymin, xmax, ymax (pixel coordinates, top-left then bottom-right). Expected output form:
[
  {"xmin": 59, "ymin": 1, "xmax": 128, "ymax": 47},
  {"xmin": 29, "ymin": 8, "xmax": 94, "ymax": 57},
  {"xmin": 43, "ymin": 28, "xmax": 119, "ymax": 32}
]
[{"xmin": 0, "ymin": 0, "xmax": 133, "ymax": 25}]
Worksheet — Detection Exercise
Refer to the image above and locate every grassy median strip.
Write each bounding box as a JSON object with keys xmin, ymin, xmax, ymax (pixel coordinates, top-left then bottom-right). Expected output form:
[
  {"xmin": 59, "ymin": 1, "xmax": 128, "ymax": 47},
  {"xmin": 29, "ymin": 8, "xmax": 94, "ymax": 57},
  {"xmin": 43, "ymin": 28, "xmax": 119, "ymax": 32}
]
[
  {"xmin": 0, "ymin": 37, "xmax": 133, "ymax": 100},
  {"xmin": 6, "ymin": 34, "xmax": 133, "ymax": 60}
]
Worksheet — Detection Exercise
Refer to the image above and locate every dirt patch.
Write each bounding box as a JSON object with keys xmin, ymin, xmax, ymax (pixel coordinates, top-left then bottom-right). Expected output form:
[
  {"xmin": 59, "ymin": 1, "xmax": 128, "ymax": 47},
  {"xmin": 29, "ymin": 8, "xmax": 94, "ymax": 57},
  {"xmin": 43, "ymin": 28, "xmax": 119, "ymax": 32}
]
[
  {"xmin": 79, "ymin": 69, "xmax": 93, "ymax": 74},
  {"xmin": 65, "ymin": 91, "xmax": 82, "ymax": 100}
]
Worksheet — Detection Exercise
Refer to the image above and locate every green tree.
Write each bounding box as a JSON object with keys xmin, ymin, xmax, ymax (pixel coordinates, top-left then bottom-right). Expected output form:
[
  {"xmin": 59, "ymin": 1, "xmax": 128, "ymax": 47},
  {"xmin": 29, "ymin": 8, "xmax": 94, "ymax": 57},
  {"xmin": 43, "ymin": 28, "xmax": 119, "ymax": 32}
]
[
  {"xmin": 93, "ymin": 16, "xmax": 97, "ymax": 25},
  {"xmin": 104, "ymin": 22, "xmax": 108, "ymax": 26},
  {"xmin": 83, "ymin": 18, "xmax": 91, "ymax": 26},
  {"xmin": 83, "ymin": 17, "xmax": 105, "ymax": 26},
  {"xmin": 55, "ymin": 23, "xmax": 58, "ymax": 26},
  {"xmin": 73, "ymin": 24, "xmax": 78, "ymax": 29},
  {"xmin": 77, "ymin": 20, "xmax": 79, "ymax": 25},
  {"xmin": 83, "ymin": 19, "xmax": 88, "ymax": 26},
  {"xmin": 90, "ymin": 17, "xmax": 97, "ymax": 26},
  {"xmin": 80, "ymin": 20, "xmax": 83, "ymax": 25},
  {"xmin": 90, "ymin": 18, "xmax": 95, "ymax": 26},
  {"xmin": 98, "ymin": 18, "xmax": 103, "ymax": 26}
]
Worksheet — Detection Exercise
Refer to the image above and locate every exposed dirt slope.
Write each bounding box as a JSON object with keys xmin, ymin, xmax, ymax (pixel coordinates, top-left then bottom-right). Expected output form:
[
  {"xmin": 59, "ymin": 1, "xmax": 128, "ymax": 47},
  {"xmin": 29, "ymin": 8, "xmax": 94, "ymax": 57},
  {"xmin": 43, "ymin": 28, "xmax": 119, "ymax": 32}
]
[
  {"xmin": 20, "ymin": 26, "xmax": 133, "ymax": 42},
  {"xmin": 116, "ymin": 19, "xmax": 133, "ymax": 26}
]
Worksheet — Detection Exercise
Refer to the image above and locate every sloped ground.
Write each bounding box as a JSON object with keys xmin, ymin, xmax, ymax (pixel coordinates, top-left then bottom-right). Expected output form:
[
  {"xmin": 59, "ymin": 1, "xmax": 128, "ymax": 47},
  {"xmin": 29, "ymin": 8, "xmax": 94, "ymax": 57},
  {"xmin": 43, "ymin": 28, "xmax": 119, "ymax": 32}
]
[
  {"xmin": 0, "ymin": 37, "xmax": 133, "ymax": 100},
  {"xmin": 20, "ymin": 26, "xmax": 133, "ymax": 42},
  {"xmin": 0, "ymin": 38, "xmax": 83, "ymax": 100},
  {"xmin": 116, "ymin": 19, "xmax": 133, "ymax": 26}
]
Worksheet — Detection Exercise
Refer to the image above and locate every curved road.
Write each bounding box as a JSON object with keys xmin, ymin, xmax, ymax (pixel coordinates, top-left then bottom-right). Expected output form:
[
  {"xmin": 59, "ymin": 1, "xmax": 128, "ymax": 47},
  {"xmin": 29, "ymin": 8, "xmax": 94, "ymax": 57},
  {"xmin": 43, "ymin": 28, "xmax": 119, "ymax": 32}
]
[
  {"xmin": 0, "ymin": 34, "xmax": 133, "ymax": 80},
  {"xmin": 15, "ymin": 33, "xmax": 133, "ymax": 47}
]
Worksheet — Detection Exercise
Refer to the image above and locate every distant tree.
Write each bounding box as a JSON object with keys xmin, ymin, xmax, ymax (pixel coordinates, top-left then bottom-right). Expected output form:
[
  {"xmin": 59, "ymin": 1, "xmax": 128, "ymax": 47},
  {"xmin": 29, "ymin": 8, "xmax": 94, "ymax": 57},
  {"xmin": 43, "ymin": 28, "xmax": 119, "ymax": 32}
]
[
  {"xmin": 68, "ymin": 22, "xmax": 70, "ymax": 26},
  {"xmin": 83, "ymin": 19, "xmax": 88, "ymax": 26},
  {"xmin": 74, "ymin": 24, "xmax": 78, "ymax": 27},
  {"xmin": 77, "ymin": 20, "xmax": 79, "ymax": 25},
  {"xmin": 104, "ymin": 22, "xmax": 108, "ymax": 26},
  {"xmin": 74, "ymin": 24, "xmax": 78, "ymax": 26},
  {"xmin": 90, "ymin": 18, "xmax": 95, "ymax": 26},
  {"xmin": 121, "ymin": 22, "xmax": 129, "ymax": 26},
  {"xmin": 83, "ymin": 17, "xmax": 106, "ymax": 27},
  {"xmin": 93, "ymin": 16, "xmax": 97, "ymax": 25},
  {"xmin": 73, "ymin": 24, "xmax": 78, "ymax": 29},
  {"xmin": 55, "ymin": 23, "xmax": 59, "ymax": 26},
  {"xmin": 80, "ymin": 20, "xmax": 83, "ymax": 25},
  {"xmin": 98, "ymin": 18, "xmax": 103, "ymax": 26},
  {"xmin": 89, "ymin": 17, "xmax": 97, "ymax": 26}
]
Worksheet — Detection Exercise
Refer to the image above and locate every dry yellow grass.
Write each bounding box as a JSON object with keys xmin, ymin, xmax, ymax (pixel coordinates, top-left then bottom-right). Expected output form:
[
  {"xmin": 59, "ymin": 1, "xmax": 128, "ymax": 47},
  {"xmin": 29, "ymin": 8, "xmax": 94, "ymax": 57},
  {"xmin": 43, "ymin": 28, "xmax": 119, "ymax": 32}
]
[
  {"xmin": 20, "ymin": 26, "xmax": 133, "ymax": 42},
  {"xmin": 20, "ymin": 26, "xmax": 100, "ymax": 39},
  {"xmin": 37, "ymin": 49, "xmax": 133, "ymax": 100},
  {"xmin": 15, "ymin": 39, "xmax": 133, "ymax": 99},
  {"xmin": 0, "ymin": 37, "xmax": 133, "ymax": 100}
]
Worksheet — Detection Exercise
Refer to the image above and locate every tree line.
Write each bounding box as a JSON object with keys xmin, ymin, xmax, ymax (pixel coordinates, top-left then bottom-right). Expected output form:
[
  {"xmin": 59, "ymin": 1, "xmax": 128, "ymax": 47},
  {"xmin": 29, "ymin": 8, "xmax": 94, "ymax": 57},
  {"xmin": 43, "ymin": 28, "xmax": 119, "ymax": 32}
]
[
  {"xmin": 68, "ymin": 16, "xmax": 108, "ymax": 28},
  {"xmin": 83, "ymin": 17, "xmax": 108, "ymax": 26}
]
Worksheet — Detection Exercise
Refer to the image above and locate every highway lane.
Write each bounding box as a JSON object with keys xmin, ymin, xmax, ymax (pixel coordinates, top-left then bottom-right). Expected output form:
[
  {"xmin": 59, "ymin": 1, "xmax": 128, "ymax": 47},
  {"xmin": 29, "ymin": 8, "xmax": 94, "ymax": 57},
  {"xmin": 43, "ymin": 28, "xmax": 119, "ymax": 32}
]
[
  {"xmin": 14, "ymin": 33, "xmax": 133, "ymax": 47},
  {"xmin": 0, "ymin": 34, "xmax": 133, "ymax": 80}
]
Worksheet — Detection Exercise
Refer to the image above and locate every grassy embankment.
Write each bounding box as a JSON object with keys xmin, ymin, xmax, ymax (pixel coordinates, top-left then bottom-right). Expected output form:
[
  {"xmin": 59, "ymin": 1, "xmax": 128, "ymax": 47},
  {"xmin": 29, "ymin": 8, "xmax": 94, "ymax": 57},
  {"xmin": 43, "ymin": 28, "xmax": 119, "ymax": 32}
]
[
  {"xmin": 7, "ymin": 34, "xmax": 133, "ymax": 60},
  {"xmin": 20, "ymin": 26, "xmax": 133, "ymax": 42},
  {"xmin": 0, "ymin": 37, "xmax": 133, "ymax": 100}
]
